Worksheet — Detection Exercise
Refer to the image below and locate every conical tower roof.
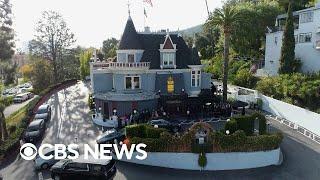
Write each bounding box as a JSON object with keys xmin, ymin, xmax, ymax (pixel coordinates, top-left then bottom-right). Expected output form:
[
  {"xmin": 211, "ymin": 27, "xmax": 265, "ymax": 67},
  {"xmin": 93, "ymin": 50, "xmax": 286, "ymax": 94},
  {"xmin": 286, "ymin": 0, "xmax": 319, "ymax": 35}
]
[{"xmin": 119, "ymin": 17, "xmax": 143, "ymax": 50}]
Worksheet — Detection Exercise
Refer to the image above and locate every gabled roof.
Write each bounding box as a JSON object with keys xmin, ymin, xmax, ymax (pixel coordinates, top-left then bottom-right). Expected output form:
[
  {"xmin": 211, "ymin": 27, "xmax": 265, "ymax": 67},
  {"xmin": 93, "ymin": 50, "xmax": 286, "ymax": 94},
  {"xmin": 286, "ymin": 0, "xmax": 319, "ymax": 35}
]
[
  {"xmin": 163, "ymin": 35, "xmax": 174, "ymax": 49},
  {"xmin": 139, "ymin": 34, "xmax": 201, "ymax": 69},
  {"xmin": 119, "ymin": 17, "xmax": 143, "ymax": 50}
]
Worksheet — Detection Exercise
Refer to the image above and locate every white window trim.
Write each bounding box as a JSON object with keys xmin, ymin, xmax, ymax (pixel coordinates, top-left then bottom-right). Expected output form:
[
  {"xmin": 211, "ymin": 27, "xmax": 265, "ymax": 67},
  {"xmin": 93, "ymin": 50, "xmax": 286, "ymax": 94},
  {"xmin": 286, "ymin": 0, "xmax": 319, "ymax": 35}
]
[
  {"xmin": 161, "ymin": 52, "xmax": 176, "ymax": 68},
  {"xmin": 300, "ymin": 11, "xmax": 313, "ymax": 24},
  {"xmin": 299, "ymin": 32, "xmax": 312, "ymax": 43},
  {"xmin": 191, "ymin": 70, "xmax": 201, "ymax": 88},
  {"xmin": 124, "ymin": 75, "xmax": 141, "ymax": 90}
]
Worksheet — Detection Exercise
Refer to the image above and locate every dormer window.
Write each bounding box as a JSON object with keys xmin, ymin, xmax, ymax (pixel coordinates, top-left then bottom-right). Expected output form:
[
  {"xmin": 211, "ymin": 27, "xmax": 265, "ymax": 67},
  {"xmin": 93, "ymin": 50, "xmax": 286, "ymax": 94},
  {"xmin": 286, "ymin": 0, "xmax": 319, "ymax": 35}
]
[
  {"xmin": 128, "ymin": 54, "xmax": 135, "ymax": 63},
  {"xmin": 163, "ymin": 53, "xmax": 175, "ymax": 66},
  {"xmin": 160, "ymin": 33, "xmax": 177, "ymax": 69}
]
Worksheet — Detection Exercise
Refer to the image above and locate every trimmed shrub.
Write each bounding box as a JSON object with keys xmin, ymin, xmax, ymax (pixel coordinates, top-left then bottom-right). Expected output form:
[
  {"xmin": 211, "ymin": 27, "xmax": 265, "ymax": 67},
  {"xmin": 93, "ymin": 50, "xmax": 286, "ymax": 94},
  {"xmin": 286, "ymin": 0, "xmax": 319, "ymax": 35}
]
[
  {"xmin": 198, "ymin": 153, "xmax": 207, "ymax": 169},
  {"xmin": 191, "ymin": 141, "xmax": 213, "ymax": 153},
  {"xmin": 145, "ymin": 126, "xmax": 167, "ymax": 139},
  {"xmin": 224, "ymin": 119, "xmax": 238, "ymax": 134},
  {"xmin": 125, "ymin": 124, "xmax": 147, "ymax": 138},
  {"xmin": 232, "ymin": 115, "xmax": 254, "ymax": 136},
  {"xmin": 126, "ymin": 124, "xmax": 166, "ymax": 139}
]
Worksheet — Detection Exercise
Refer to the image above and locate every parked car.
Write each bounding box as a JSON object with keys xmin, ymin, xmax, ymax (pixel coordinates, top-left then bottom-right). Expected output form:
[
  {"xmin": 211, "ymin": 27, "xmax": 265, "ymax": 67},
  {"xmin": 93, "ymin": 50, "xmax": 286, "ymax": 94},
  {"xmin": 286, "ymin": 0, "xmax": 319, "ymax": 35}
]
[
  {"xmin": 13, "ymin": 93, "xmax": 29, "ymax": 103},
  {"xmin": 51, "ymin": 156, "xmax": 116, "ymax": 180},
  {"xmin": 149, "ymin": 119, "xmax": 181, "ymax": 133},
  {"xmin": 27, "ymin": 92, "xmax": 34, "ymax": 99},
  {"xmin": 34, "ymin": 104, "xmax": 51, "ymax": 122},
  {"xmin": 34, "ymin": 147, "xmax": 78, "ymax": 170},
  {"xmin": 96, "ymin": 129, "xmax": 125, "ymax": 144},
  {"xmin": 24, "ymin": 119, "xmax": 45, "ymax": 143}
]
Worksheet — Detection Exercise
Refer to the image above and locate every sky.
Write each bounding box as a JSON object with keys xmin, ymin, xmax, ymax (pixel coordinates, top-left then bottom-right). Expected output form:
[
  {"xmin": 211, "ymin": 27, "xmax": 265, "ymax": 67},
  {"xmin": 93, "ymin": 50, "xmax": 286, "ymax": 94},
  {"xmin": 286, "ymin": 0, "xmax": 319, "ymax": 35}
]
[{"xmin": 11, "ymin": 0, "xmax": 223, "ymax": 50}]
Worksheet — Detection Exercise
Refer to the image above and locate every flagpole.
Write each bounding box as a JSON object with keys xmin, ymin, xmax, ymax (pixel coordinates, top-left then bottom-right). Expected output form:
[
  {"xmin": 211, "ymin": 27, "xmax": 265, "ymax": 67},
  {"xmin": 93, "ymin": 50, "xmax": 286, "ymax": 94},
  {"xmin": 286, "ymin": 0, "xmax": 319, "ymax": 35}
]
[
  {"xmin": 143, "ymin": 0, "xmax": 146, "ymax": 28},
  {"xmin": 205, "ymin": 0, "xmax": 210, "ymax": 17}
]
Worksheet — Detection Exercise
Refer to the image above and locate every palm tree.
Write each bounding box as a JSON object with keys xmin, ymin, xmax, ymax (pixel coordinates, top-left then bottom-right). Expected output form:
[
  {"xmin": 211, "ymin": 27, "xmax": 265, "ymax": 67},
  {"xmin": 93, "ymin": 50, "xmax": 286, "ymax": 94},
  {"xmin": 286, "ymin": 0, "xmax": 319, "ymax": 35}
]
[
  {"xmin": 208, "ymin": 5, "xmax": 241, "ymax": 103},
  {"xmin": 0, "ymin": 103, "xmax": 8, "ymax": 141}
]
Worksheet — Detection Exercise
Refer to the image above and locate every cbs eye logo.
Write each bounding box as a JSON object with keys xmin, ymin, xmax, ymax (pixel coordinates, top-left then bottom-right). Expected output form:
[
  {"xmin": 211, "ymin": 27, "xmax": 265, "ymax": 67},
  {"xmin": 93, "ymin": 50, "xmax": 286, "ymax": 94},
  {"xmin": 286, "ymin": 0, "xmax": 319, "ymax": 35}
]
[{"xmin": 20, "ymin": 143, "xmax": 38, "ymax": 160}]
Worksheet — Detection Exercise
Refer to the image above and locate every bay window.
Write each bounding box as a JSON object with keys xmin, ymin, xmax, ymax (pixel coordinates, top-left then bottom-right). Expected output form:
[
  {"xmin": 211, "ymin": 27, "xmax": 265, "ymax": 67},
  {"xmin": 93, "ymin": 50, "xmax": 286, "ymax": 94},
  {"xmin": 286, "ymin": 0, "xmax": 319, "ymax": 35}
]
[{"xmin": 125, "ymin": 76, "xmax": 140, "ymax": 90}]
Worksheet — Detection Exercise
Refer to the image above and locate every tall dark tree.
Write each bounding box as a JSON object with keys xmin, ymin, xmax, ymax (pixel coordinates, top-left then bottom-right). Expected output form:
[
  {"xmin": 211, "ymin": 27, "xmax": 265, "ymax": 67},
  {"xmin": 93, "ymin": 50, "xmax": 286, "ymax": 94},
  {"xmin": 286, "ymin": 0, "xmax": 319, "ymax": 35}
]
[
  {"xmin": 279, "ymin": 1, "xmax": 295, "ymax": 74},
  {"xmin": 0, "ymin": 0, "xmax": 14, "ymax": 61},
  {"xmin": 33, "ymin": 11, "xmax": 76, "ymax": 83},
  {"xmin": 0, "ymin": 102, "xmax": 8, "ymax": 141}
]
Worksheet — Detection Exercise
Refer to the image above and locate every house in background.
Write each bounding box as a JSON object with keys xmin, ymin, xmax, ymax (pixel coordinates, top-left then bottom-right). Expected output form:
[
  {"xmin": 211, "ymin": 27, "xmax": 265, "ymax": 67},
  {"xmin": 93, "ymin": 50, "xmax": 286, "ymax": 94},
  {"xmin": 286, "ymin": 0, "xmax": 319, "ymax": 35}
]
[
  {"xmin": 90, "ymin": 16, "xmax": 213, "ymax": 118},
  {"xmin": 257, "ymin": 2, "xmax": 320, "ymax": 76}
]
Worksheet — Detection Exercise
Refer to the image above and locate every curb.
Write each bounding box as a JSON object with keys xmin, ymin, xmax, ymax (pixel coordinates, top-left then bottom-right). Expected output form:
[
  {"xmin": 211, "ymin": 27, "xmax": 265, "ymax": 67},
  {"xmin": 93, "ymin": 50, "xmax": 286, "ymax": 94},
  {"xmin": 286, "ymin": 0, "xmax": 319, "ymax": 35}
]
[{"xmin": 276, "ymin": 148, "xmax": 283, "ymax": 166}]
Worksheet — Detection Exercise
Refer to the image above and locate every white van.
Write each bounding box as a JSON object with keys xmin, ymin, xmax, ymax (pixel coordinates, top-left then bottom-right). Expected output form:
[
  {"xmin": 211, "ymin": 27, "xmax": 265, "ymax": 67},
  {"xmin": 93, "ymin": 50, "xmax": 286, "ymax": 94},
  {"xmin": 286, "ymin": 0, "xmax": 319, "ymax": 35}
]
[{"xmin": 13, "ymin": 93, "xmax": 29, "ymax": 103}]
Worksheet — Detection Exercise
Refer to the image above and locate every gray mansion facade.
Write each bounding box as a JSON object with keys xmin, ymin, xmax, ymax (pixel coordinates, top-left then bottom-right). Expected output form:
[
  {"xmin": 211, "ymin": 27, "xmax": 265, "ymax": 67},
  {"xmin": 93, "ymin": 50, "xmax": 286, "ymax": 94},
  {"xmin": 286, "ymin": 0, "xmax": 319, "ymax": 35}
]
[{"xmin": 90, "ymin": 16, "xmax": 212, "ymax": 118}]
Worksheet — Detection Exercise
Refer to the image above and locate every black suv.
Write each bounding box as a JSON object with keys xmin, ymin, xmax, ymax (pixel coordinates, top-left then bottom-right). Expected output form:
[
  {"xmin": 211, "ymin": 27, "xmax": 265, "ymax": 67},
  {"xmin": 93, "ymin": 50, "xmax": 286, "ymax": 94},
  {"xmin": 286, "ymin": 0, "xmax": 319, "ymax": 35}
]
[
  {"xmin": 51, "ymin": 156, "xmax": 116, "ymax": 180},
  {"xmin": 24, "ymin": 119, "xmax": 45, "ymax": 142}
]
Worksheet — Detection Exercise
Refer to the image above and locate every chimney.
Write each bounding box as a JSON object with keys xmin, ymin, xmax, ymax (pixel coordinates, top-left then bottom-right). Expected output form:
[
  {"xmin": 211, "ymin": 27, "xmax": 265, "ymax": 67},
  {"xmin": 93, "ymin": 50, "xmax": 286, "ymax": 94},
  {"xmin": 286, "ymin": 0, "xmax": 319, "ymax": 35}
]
[{"xmin": 144, "ymin": 26, "xmax": 150, "ymax": 33}]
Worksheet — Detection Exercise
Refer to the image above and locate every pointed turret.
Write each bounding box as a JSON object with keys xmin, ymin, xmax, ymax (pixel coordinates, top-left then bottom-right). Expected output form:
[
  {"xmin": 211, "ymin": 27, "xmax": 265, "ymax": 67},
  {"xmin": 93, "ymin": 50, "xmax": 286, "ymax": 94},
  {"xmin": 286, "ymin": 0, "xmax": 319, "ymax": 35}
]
[{"xmin": 119, "ymin": 17, "xmax": 143, "ymax": 50}]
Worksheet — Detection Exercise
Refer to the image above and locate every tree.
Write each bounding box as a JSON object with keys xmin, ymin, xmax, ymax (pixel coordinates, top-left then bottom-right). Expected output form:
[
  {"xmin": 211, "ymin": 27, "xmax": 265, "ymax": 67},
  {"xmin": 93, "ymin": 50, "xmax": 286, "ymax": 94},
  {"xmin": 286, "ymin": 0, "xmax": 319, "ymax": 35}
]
[
  {"xmin": 0, "ymin": 0, "xmax": 14, "ymax": 61},
  {"xmin": 79, "ymin": 50, "xmax": 92, "ymax": 79},
  {"xmin": 33, "ymin": 11, "xmax": 76, "ymax": 83},
  {"xmin": 279, "ymin": 1, "xmax": 295, "ymax": 74},
  {"xmin": 0, "ymin": 102, "xmax": 8, "ymax": 141},
  {"xmin": 208, "ymin": 5, "xmax": 242, "ymax": 103},
  {"xmin": 1, "ymin": 61, "xmax": 16, "ymax": 85},
  {"xmin": 30, "ymin": 58, "xmax": 53, "ymax": 93},
  {"xmin": 19, "ymin": 64, "xmax": 33, "ymax": 81},
  {"xmin": 102, "ymin": 38, "xmax": 118, "ymax": 59}
]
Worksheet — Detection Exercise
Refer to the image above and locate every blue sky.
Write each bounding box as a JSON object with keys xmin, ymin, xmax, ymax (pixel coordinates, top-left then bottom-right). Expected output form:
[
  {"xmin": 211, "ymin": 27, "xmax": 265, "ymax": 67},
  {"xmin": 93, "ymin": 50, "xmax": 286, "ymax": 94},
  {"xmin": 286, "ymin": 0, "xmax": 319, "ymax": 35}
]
[{"xmin": 11, "ymin": 0, "xmax": 222, "ymax": 49}]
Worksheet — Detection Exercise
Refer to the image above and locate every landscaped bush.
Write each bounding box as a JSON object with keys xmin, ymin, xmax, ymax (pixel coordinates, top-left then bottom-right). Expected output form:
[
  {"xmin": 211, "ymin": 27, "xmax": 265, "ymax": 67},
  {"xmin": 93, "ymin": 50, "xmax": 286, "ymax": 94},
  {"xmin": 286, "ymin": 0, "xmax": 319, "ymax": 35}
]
[
  {"xmin": 232, "ymin": 115, "xmax": 254, "ymax": 136},
  {"xmin": 130, "ymin": 137, "xmax": 168, "ymax": 152},
  {"xmin": 214, "ymin": 131, "xmax": 283, "ymax": 152},
  {"xmin": 224, "ymin": 119, "xmax": 238, "ymax": 134},
  {"xmin": 214, "ymin": 131, "xmax": 247, "ymax": 152},
  {"xmin": 191, "ymin": 141, "xmax": 213, "ymax": 153},
  {"xmin": 125, "ymin": 124, "xmax": 167, "ymax": 139},
  {"xmin": 0, "ymin": 96, "xmax": 14, "ymax": 106},
  {"xmin": 126, "ymin": 124, "xmax": 147, "ymax": 138},
  {"xmin": 198, "ymin": 153, "xmax": 207, "ymax": 169}
]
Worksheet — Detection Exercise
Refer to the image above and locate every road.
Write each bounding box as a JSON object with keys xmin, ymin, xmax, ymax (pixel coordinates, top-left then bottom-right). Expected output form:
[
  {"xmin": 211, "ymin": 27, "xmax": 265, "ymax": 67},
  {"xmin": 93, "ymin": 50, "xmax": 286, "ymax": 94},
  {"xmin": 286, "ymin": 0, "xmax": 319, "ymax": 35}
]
[
  {"xmin": 1, "ymin": 82, "xmax": 320, "ymax": 180},
  {"xmin": 4, "ymin": 96, "xmax": 36, "ymax": 118}
]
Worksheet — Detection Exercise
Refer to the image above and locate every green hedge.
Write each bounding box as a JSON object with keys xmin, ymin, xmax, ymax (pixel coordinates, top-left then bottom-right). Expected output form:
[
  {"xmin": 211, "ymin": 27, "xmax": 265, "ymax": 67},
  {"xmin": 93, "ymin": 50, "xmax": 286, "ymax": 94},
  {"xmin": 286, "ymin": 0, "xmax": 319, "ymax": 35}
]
[
  {"xmin": 232, "ymin": 115, "xmax": 255, "ymax": 136},
  {"xmin": 0, "ymin": 96, "xmax": 13, "ymax": 106},
  {"xmin": 224, "ymin": 119, "xmax": 238, "ymax": 134},
  {"xmin": 126, "ymin": 124, "xmax": 167, "ymax": 139},
  {"xmin": 226, "ymin": 113, "xmax": 267, "ymax": 135},
  {"xmin": 214, "ymin": 130, "xmax": 283, "ymax": 152},
  {"xmin": 130, "ymin": 137, "xmax": 168, "ymax": 152}
]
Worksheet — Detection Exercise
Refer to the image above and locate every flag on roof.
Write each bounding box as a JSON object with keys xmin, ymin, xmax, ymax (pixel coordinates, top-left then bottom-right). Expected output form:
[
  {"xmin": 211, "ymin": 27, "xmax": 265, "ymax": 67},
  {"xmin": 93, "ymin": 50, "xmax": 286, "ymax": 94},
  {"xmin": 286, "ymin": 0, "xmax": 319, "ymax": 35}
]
[
  {"xmin": 144, "ymin": 8, "xmax": 147, "ymax": 18},
  {"xmin": 143, "ymin": 0, "xmax": 153, "ymax": 7}
]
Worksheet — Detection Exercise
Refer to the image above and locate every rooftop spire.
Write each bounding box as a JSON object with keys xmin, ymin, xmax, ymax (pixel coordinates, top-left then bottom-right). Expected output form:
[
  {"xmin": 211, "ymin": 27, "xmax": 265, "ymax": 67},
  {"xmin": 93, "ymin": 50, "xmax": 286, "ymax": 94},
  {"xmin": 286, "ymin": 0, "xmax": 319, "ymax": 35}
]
[{"xmin": 127, "ymin": 0, "xmax": 131, "ymax": 17}]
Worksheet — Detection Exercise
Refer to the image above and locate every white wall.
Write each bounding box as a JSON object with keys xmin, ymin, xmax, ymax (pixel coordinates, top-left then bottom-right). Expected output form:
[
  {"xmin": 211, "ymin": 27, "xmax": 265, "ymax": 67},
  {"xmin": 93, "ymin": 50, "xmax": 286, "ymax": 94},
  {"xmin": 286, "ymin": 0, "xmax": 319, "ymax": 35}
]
[
  {"xmin": 260, "ymin": 95, "xmax": 320, "ymax": 136},
  {"xmin": 117, "ymin": 149, "xmax": 281, "ymax": 171},
  {"xmin": 263, "ymin": 7, "xmax": 320, "ymax": 76}
]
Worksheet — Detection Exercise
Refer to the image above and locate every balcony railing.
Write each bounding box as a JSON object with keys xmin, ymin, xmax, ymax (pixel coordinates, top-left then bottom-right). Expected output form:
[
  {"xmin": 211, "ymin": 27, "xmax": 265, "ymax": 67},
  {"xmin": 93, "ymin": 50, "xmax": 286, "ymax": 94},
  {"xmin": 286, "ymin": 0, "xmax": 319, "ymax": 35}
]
[{"xmin": 92, "ymin": 62, "xmax": 150, "ymax": 70}]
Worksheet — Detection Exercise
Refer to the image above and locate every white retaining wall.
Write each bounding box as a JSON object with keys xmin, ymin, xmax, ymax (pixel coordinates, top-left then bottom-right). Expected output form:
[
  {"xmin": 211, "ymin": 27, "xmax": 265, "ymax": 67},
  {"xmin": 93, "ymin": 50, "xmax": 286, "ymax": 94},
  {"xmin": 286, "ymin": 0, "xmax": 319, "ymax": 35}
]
[
  {"xmin": 117, "ymin": 148, "xmax": 281, "ymax": 170},
  {"xmin": 260, "ymin": 95, "xmax": 320, "ymax": 143},
  {"xmin": 229, "ymin": 85, "xmax": 320, "ymax": 143}
]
